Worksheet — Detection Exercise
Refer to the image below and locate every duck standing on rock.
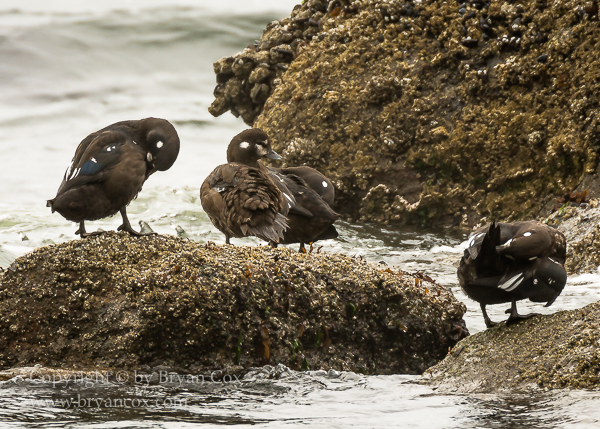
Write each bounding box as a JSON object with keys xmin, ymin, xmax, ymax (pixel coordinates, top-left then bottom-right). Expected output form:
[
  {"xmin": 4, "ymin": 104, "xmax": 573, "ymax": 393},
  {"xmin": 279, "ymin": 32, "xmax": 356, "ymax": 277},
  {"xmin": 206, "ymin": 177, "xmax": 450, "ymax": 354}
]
[
  {"xmin": 268, "ymin": 165, "xmax": 340, "ymax": 252},
  {"xmin": 457, "ymin": 221, "xmax": 567, "ymax": 328},
  {"xmin": 47, "ymin": 118, "xmax": 180, "ymax": 237},
  {"xmin": 200, "ymin": 129, "xmax": 289, "ymax": 244}
]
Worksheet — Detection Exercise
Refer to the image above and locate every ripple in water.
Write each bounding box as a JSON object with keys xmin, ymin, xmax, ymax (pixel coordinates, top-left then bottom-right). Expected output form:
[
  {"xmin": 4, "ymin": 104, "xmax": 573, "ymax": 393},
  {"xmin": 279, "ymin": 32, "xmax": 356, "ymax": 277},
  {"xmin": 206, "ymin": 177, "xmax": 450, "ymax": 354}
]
[{"xmin": 2, "ymin": 366, "xmax": 600, "ymax": 428}]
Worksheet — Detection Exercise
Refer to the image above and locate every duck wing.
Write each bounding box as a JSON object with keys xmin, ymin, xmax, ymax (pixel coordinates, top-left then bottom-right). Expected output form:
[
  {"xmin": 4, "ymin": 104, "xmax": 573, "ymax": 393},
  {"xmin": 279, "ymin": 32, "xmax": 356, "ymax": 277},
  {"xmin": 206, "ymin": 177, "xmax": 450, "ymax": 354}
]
[
  {"xmin": 268, "ymin": 168, "xmax": 313, "ymax": 217},
  {"xmin": 56, "ymin": 130, "xmax": 137, "ymax": 195},
  {"xmin": 494, "ymin": 222, "xmax": 554, "ymax": 261},
  {"xmin": 278, "ymin": 166, "xmax": 335, "ymax": 206},
  {"xmin": 496, "ymin": 257, "xmax": 567, "ymax": 305}
]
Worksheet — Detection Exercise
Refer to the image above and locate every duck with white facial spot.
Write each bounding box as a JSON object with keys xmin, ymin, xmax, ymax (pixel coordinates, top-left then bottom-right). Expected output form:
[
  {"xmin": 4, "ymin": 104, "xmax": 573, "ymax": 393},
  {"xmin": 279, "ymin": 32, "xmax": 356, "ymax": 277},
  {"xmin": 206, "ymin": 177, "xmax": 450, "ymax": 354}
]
[
  {"xmin": 47, "ymin": 117, "xmax": 180, "ymax": 237},
  {"xmin": 458, "ymin": 220, "xmax": 567, "ymax": 328},
  {"xmin": 200, "ymin": 128, "xmax": 340, "ymax": 250}
]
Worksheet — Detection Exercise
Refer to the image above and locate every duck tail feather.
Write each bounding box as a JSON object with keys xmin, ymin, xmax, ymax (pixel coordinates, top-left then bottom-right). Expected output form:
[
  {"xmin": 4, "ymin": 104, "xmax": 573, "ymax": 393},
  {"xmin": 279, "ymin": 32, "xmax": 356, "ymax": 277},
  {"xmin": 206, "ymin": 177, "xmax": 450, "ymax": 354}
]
[{"xmin": 247, "ymin": 214, "xmax": 289, "ymax": 243}]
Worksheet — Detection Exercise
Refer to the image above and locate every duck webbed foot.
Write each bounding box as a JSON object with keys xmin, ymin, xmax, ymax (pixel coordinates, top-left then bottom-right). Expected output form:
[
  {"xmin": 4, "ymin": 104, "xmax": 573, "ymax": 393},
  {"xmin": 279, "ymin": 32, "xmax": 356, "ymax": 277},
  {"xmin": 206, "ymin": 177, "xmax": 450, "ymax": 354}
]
[
  {"xmin": 117, "ymin": 208, "xmax": 156, "ymax": 237},
  {"xmin": 75, "ymin": 221, "xmax": 104, "ymax": 238},
  {"xmin": 504, "ymin": 301, "xmax": 540, "ymax": 325}
]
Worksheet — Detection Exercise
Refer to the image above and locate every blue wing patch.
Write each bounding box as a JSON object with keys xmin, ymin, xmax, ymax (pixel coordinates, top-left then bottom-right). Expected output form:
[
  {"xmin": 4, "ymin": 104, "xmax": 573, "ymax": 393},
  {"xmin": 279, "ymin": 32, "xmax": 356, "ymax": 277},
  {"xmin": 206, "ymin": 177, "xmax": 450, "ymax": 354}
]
[{"xmin": 79, "ymin": 159, "xmax": 102, "ymax": 176}]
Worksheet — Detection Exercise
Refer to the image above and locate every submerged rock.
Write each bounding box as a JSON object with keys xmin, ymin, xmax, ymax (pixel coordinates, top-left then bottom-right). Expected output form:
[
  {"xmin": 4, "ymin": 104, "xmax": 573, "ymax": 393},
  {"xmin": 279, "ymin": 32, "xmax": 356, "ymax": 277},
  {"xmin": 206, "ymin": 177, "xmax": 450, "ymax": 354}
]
[
  {"xmin": 0, "ymin": 232, "xmax": 467, "ymax": 374},
  {"xmin": 424, "ymin": 301, "xmax": 600, "ymax": 392},
  {"xmin": 211, "ymin": 0, "xmax": 600, "ymax": 227}
]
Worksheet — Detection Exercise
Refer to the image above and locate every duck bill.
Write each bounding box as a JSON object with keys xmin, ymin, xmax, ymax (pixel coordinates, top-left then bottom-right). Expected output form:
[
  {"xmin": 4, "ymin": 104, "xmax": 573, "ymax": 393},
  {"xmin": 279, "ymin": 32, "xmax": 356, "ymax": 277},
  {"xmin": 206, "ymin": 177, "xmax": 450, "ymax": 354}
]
[{"xmin": 264, "ymin": 149, "xmax": 282, "ymax": 160}]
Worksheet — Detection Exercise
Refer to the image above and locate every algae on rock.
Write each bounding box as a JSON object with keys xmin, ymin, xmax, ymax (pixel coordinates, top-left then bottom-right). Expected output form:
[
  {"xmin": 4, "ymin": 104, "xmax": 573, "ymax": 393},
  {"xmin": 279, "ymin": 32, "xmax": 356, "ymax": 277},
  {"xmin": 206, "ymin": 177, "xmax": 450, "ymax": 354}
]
[
  {"xmin": 0, "ymin": 232, "xmax": 468, "ymax": 374},
  {"xmin": 210, "ymin": 0, "xmax": 600, "ymax": 227}
]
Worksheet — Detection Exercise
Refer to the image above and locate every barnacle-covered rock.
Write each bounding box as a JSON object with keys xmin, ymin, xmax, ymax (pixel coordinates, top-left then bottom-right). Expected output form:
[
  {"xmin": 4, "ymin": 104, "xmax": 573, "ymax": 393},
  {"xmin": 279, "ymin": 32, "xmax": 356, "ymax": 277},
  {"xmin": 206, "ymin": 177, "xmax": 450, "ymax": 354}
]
[
  {"xmin": 424, "ymin": 300, "xmax": 600, "ymax": 392},
  {"xmin": 0, "ymin": 232, "xmax": 468, "ymax": 374},
  {"xmin": 208, "ymin": 0, "xmax": 334, "ymax": 124},
  {"xmin": 211, "ymin": 0, "xmax": 600, "ymax": 227},
  {"xmin": 544, "ymin": 198, "xmax": 600, "ymax": 273}
]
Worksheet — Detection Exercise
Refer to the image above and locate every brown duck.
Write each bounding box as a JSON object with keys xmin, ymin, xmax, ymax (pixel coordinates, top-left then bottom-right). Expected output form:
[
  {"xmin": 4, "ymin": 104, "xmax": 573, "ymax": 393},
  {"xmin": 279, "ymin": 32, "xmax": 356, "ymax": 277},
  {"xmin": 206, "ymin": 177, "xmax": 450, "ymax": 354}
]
[
  {"xmin": 47, "ymin": 118, "xmax": 180, "ymax": 237},
  {"xmin": 458, "ymin": 221, "xmax": 567, "ymax": 328},
  {"xmin": 200, "ymin": 129, "xmax": 288, "ymax": 244},
  {"xmin": 268, "ymin": 166, "xmax": 340, "ymax": 252}
]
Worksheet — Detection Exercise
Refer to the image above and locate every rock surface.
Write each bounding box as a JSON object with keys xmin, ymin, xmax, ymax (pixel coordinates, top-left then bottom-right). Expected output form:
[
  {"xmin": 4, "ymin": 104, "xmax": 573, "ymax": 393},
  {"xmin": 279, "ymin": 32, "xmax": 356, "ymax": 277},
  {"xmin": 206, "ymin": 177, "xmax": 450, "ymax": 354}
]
[
  {"xmin": 0, "ymin": 232, "xmax": 468, "ymax": 374},
  {"xmin": 424, "ymin": 301, "xmax": 600, "ymax": 392},
  {"xmin": 546, "ymin": 199, "xmax": 600, "ymax": 274},
  {"xmin": 211, "ymin": 0, "xmax": 600, "ymax": 227}
]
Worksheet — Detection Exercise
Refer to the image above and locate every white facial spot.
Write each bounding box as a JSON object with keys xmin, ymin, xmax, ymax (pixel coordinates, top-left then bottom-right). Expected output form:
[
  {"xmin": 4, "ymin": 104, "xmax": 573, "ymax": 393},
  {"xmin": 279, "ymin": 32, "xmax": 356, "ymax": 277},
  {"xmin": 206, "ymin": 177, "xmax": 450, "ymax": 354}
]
[
  {"xmin": 91, "ymin": 157, "xmax": 97, "ymax": 163},
  {"xmin": 239, "ymin": 142, "xmax": 250, "ymax": 149},
  {"xmin": 523, "ymin": 232, "xmax": 532, "ymax": 237},
  {"xmin": 157, "ymin": 141, "xmax": 164, "ymax": 149},
  {"xmin": 322, "ymin": 181, "xmax": 328, "ymax": 188},
  {"xmin": 147, "ymin": 152, "xmax": 153, "ymax": 162},
  {"xmin": 534, "ymin": 279, "xmax": 538, "ymax": 285}
]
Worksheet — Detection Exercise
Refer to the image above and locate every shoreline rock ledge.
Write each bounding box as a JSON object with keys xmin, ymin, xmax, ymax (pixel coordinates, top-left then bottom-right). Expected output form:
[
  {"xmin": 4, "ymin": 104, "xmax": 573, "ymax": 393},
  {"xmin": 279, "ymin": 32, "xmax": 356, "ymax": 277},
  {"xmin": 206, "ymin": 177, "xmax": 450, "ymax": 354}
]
[
  {"xmin": 0, "ymin": 233, "xmax": 468, "ymax": 375},
  {"xmin": 423, "ymin": 301, "xmax": 600, "ymax": 392}
]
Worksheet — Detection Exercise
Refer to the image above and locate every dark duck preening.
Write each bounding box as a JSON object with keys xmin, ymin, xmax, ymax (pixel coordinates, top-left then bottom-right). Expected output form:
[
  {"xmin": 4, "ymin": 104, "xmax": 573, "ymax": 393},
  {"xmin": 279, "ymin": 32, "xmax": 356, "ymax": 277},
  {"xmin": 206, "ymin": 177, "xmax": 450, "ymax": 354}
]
[
  {"xmin": 457, "ymin": 221, "xmax": 567, "ymax": 328},
  {"xmin": 47, "ymin": 118, "xmax": 180, "ymax": 237},
  {"xmin": 268, "ymin": 164, "xmax": 340, "ymax": 252},
  {"xmin": 200, "ymin": 129, "xmax": 288, "ymax": 244}
]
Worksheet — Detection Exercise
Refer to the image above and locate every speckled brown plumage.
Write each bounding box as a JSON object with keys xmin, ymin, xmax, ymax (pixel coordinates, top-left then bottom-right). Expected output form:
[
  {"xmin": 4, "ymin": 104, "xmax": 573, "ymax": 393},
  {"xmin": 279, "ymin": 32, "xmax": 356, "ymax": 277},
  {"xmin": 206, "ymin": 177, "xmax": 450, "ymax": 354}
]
[
  {"xmin": 201, "ymin": 163, "xmax": 287, "ymax": 243},
  {"xmin": 201, "ymin": 129, "xmax": 288, "ymax": 244}
]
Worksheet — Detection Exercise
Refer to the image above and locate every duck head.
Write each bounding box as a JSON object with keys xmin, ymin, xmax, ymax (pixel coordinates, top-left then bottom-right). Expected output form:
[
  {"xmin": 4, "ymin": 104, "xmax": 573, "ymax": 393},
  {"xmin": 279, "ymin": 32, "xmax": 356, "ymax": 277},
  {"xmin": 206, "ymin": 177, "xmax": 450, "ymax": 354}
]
[
  {"xmin": 140, "ymin": 118, "xmax": 180, "ymax": 171},
  {"xmin": 227, "ymin": 128, "xmax": 281, "ymax": 168}
]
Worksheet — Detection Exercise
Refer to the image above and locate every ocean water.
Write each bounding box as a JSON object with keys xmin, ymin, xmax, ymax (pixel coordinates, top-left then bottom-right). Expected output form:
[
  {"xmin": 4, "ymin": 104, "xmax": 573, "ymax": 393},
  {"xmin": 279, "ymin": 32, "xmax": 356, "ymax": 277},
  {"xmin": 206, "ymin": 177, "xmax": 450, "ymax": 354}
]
[{"xmin": 1, "ymin": 1, "xmax": 600, "ymax": 427}]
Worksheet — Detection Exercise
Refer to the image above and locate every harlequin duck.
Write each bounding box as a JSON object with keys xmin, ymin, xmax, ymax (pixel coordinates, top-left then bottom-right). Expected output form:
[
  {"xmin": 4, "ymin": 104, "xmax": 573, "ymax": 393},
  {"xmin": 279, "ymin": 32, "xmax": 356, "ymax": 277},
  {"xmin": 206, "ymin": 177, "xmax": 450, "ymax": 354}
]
[
  {"xmin": 200, "ymin": 129, "xmax": 288, "ymax": 244},
  {"xmin": 268, "ymin": 166, "xmax": 340, "ymax": 252},
  {"xmin": 458, "ymin": 221, "xmax": 567, "ymax": 328},
  {"xmin": 47, "ymin": 118, "xmax": 180, "ymax": 237}
]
